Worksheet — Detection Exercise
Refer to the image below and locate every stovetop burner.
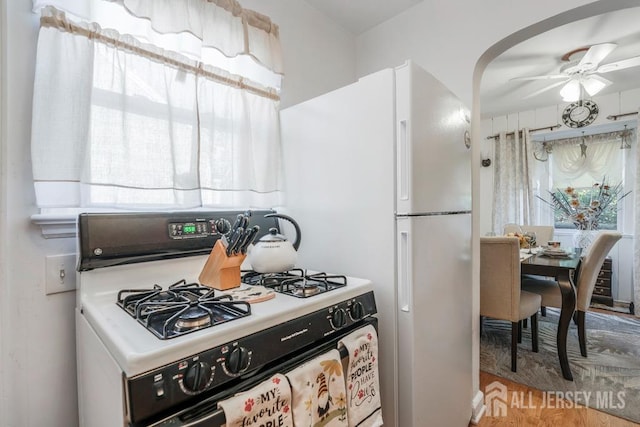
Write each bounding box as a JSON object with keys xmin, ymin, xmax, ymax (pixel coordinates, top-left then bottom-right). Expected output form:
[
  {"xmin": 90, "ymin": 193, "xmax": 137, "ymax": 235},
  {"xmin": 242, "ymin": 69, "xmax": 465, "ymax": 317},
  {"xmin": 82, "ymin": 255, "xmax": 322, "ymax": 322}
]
[
  {"xmin": 242, "ymin": 269, "xmax": 347, "ymax": 298},
  {"xmin": 117, "ymin": 280, "xmax": 251, "ymax": 339}
]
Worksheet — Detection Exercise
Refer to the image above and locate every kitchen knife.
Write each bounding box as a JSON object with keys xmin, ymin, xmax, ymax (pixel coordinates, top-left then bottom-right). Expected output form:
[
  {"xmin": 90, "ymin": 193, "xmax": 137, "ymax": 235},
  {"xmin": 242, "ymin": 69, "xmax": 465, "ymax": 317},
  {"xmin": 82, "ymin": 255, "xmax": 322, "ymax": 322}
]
[
  {"xmin": 239, "ymin": 225, "xmax": 260, "ymax": 254},
  {"xmin": 226, "ymin": 226, "xmax": 244, "ymax": 256},
  {"xmin": 234, "ymin": 228, "xmax": 252, "ymax": 256},
  {"xmin": 239, "ymin": 213, "xmax": 249, "ymax": 231},
  {"xmin": 230, "ymin": 214, "xmax": 244, "ymax": 235},
  {"xmin": 222, "ymin": 215, "xmax": 242, "ymax": 250}
]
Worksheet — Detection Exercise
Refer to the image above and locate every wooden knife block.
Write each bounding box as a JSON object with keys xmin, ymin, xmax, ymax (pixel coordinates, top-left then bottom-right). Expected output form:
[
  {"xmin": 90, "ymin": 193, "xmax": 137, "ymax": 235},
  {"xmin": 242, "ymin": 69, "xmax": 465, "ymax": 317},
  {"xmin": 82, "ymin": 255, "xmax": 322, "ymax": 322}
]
[{"xmin": 199, "ymin": 239, "xmax": 246, "ymax": 290}]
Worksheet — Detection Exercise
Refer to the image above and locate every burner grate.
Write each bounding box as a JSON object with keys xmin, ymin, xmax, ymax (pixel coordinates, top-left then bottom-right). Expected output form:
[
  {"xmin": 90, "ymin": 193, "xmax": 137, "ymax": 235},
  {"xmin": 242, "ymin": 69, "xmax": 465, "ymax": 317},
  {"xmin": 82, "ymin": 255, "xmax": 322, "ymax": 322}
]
[
  {"xmin": 241, "ymin": 270, "xmax": 347, "ymax": 298},
  {"xmin": 116, "ymin": 279, "xmax": 251, "ymax": 339}
]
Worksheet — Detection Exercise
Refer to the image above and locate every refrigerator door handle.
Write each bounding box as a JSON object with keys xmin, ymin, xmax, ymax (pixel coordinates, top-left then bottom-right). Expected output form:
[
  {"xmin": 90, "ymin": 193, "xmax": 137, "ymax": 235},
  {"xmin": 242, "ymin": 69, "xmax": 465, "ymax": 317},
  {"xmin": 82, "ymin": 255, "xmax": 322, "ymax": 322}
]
[
  {"xmin": 398, "ymin": 119, "xmax": 409, "ymax": 202},
  {"xmin": 398, "ymin": 224, "xmax": 412, "ymax": 313}
]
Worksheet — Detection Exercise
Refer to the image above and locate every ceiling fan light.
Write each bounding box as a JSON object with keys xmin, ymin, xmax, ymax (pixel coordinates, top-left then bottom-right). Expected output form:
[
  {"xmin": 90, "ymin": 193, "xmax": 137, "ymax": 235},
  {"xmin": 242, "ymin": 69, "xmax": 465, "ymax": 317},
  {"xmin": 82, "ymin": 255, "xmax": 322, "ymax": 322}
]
[
  {"xmin": 560, "ymin": 80, "xmax": 581, "ymax": 102},
  {"xmin": 582, "ymin": 78, "xmax": 607, "ymax": 96}
]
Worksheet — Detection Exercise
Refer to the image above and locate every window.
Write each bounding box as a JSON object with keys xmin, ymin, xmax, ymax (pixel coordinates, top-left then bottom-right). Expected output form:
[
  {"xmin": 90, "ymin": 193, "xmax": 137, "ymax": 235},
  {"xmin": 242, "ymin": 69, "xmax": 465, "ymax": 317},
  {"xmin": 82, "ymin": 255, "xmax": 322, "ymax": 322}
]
[
  {"xmin": 31, "ymin": 1, "xmax": 284, "ymax": 212},
  {"xmin": 541, "ymin": 127, "xmax": 635, "ymax": 231},
  {"xmin": 551, "ymin": 185, "xmax": 625, "ymax": 230}
]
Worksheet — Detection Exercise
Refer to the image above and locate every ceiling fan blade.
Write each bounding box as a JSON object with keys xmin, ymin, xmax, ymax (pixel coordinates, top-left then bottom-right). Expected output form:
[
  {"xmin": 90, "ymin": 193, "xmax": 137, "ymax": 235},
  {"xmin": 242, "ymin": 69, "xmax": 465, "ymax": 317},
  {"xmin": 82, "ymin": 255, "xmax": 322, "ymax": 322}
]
[
  {"xmin": 522, "ymin": 79, "xmax": 569, "ymax": 100},
  {"xmin": 578, "ymin": 43, "xmax": 617, "ymax": 68},
  {"xmin": 597, "ymin": 56, "xmax": 640, "ymax": 73},
  {"xmin": 510, "ymin": 74, "xmax": 567, "ymax": 81},
  {"xmin": 581, "ymin": 75, "xmax": 611, "ymax": 96}
]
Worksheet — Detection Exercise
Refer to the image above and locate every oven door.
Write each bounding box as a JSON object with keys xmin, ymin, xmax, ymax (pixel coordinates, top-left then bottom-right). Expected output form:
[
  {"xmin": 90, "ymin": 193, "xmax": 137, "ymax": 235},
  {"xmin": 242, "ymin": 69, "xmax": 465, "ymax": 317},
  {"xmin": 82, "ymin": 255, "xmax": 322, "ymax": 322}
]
[{"xmin": 144, "ymin": 318, "xmax": 376, "ymax": 427}]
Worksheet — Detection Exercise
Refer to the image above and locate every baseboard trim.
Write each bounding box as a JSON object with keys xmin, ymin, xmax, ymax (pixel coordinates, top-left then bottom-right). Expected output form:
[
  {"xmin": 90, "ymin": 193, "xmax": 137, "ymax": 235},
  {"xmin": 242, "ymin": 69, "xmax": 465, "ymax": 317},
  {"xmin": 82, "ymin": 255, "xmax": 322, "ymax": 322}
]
[{"xmin": 470, "ymin": 389, "xmax": 486, "ymax": 425}]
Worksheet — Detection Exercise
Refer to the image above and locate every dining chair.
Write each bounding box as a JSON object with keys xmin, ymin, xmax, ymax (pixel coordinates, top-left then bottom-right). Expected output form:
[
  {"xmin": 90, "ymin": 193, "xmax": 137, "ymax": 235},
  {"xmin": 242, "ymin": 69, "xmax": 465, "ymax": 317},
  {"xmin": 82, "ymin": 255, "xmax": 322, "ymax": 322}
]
[
  {"xmin": 503, "ymin": 224, "xmax": 554, "ymax": 244},
  {"xmin": 503, "ymin": 223, "xmax": 522, "ymax": 235},
  {"xmin": 480, "ymin": 236, "xmax": 542, "ymax": 372},
  {"xmin": 521, "ymin": 225, "xmax": 556, "ymax": 301},
  {"xmin": 521, "ymin": 231, "xmax": 622, "ymax": 357},
  {"xmin": 520, "ymin": 225, "xmax": 555, "ymax": 246}
]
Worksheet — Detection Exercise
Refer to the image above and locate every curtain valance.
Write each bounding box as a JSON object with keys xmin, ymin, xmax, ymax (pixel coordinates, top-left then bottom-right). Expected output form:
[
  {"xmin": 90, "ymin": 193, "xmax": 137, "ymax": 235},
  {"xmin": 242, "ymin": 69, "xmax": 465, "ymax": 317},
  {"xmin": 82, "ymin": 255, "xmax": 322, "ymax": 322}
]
[
  {"xmin": 545, "ymin": 129, "xmax": 634, "ymax": 188},
  {"xmin": 32, "ymin": 0, "xmax": 283, "ymax": 77},
  {"xmin": 39, "ymin": 6, "xmax": 279, "ymax": 101}
]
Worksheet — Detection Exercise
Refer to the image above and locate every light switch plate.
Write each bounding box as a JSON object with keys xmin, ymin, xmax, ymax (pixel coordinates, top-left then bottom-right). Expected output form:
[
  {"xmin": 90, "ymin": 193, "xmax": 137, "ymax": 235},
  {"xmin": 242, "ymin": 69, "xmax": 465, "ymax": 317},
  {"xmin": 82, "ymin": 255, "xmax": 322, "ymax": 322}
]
[{"xmin": 45, "ymin": 254, "xmax": 77, "ymax": 295}]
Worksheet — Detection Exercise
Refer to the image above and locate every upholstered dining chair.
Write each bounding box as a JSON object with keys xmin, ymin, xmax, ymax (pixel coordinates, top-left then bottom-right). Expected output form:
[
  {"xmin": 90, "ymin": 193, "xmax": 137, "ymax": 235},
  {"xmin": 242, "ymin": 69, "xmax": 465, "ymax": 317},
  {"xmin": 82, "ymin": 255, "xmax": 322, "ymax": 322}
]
[
  {"xmin": 480, "ymin": 236, "xmax": 542, "ymax": 372},
  {"xmin": 521, "ymin": 225, "xmax": 556, "ymax": 295},
  {"xmin": 503, "ymin": 224, "xmax": 555, "ymax": 245},
  {"xmin": 521, "ymin": 231, "xmax": 622, "ymax": 357},
  {"xmin": 503, "ymin": 223, "xmax": 522, "ymax": 235},
  {"xmin": 520, "ymin": 225, "xmax": 555, "ymax": 246}
]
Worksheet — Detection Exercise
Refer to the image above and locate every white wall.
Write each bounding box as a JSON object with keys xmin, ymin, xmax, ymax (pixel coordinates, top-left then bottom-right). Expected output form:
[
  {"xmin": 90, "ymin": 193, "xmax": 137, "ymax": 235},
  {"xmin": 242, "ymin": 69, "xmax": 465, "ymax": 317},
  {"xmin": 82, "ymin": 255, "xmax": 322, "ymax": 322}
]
[
  {"xmin": 355, "ymin": 0, "xmax": 592, "ymax": 109},
  {"xmin": 0, "ymin": 1, "xmax": 357, "ymax": 426},
  {"xmin": 2, "ymin": 2, "xmax": 81, "ymax": 426},
  {"xmin": 241, "ymin": 0, "xmax": 358, "ymax": 108}
]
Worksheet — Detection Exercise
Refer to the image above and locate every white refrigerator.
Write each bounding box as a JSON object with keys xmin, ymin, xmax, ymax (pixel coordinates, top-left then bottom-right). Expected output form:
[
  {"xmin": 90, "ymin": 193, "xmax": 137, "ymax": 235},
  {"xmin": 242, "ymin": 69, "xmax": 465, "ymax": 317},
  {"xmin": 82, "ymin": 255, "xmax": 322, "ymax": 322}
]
[{"xmin": 280, "ymin": 61, "xmax": 472, "ymax": 427}]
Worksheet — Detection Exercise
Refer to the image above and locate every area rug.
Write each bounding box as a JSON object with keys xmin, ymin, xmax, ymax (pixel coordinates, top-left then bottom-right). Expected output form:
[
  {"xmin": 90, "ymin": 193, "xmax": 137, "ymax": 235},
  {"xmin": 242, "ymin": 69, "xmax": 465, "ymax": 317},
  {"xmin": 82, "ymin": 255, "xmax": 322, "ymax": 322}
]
[{"xmin": 480, "ymin": 308, "xmax": 640, "ymax": 423}]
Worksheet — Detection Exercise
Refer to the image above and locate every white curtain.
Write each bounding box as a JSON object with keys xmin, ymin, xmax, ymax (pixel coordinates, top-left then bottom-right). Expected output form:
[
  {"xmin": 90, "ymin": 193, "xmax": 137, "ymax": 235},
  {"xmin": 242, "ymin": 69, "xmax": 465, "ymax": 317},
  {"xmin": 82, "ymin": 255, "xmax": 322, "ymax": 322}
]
[
  {"xmin": 31, "ymin": 5, "xmax": 283, "ymax": 209},
  {"xmin": 31, "ymin": 0, "xmax": 283, "ymax": 80},
  {"xmin": 550, "ymin": 133, "xmax": 624, "ymax": 188},
  {"xmin": 492, "ymin": 128, "xmax": 537, "ymax": 234}
]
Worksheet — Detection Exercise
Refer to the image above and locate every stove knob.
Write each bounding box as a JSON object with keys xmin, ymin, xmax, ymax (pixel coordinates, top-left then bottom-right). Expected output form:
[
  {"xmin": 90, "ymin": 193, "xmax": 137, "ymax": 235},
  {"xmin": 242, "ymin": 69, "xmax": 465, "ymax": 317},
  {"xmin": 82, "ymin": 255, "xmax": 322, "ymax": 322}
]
[
  {"xmin": 215, "ymin": 218, "xmax": 231, "ymax": 235},
  {"xmin": 183, "ymin": 361, "xmax": 212, "ymax": 393},
  {"xmin": 349, "ymin": 301, "xmax": 365, "ymax": 320},
  {"xmin": 226, "ymin": 347, "xmax": 251, "ymax": 375},
  {"xmin": 331, "ymin": 308, "xmax": 347, "ymax": 329}
]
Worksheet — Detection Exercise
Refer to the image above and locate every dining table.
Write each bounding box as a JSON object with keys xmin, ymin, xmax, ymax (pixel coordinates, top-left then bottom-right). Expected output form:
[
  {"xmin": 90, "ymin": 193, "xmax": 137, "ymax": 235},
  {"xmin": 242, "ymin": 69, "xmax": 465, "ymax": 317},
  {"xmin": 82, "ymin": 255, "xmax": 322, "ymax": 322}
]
[{"xmin": 520, "ymin": 248, "xmax": 581, "ymax": 381}]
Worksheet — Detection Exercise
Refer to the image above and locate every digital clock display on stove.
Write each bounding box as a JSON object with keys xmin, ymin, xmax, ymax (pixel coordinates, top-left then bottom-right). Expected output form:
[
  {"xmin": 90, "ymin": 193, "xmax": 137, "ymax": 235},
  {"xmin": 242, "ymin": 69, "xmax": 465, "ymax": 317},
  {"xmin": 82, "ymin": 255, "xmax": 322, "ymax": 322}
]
[{"xmin": 168, "ymin": 220, "xmax": 210, "ymax": 239}]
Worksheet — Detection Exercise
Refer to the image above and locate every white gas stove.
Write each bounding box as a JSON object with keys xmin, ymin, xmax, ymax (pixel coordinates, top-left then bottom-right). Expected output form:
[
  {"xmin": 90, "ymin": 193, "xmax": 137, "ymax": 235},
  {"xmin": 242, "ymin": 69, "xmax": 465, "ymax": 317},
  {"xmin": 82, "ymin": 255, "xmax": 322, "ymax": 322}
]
[
  {"xmin": 75, "ymin": 211, "xmax": 377, "ymax": 427},
  {"xmin": 79, "ymin": 255, "xmax": 374, "ymax": 377}
]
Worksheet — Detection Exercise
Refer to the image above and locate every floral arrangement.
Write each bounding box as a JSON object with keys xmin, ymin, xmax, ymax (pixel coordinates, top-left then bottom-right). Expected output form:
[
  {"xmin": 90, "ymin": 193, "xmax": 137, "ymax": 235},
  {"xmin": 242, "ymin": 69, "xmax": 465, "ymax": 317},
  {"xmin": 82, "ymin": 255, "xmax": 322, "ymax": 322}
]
[
  {"xmin": 505, "ymin": 232, "xmax": 538, "ymax": 248},
  {"xmin": 506, "ymin": 232, "xmax": 528, "ymax": 248},
  {"xmin": 537, "ymin": 178, "xmax": 630, "ymax": 230}
]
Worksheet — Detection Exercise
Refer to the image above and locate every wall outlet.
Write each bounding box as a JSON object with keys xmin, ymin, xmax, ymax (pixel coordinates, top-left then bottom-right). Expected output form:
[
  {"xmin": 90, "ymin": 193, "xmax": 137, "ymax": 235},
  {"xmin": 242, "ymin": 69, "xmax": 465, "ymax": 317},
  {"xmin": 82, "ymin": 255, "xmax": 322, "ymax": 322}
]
[{"xmin": 45, "ymin": 254, "xmax": 77, "ymax": 295}]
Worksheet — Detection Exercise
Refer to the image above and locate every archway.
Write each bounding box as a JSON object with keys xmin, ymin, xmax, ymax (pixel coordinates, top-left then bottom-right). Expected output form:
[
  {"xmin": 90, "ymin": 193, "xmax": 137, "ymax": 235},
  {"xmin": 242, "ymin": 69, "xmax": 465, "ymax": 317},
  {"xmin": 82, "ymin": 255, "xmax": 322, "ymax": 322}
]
[{"xmin": 469, "ymin": 0, "xmax": 640, "ymax": 421}]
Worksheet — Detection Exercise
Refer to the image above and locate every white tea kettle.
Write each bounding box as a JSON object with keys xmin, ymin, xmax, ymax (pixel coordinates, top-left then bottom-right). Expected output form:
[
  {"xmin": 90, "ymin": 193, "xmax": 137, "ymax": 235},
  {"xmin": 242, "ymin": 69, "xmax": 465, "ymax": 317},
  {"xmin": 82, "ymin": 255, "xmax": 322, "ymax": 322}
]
[{"xmin": 248, "ymin": 213, "xmax": 301, "ymax": 273}]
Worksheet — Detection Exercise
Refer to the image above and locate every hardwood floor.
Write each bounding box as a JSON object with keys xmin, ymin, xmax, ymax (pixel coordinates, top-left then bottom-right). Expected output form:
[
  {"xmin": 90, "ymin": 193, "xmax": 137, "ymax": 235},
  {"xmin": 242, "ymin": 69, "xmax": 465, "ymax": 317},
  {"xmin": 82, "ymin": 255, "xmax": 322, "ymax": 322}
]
[{"xmin": 473, "ymin": 371, "xmax": 639, "ymax": 427}]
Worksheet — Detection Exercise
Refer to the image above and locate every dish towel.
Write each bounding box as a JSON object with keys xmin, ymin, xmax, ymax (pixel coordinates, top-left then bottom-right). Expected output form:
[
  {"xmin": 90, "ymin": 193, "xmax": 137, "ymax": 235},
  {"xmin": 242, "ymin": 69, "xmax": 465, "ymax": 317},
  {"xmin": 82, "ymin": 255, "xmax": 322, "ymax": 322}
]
[
  {"xmin": 338, "ymin": 325, "xmax": 383, "ymax": 427},
  {"xmin": 285, "ymin": 349, "xmax": 348, "ymax": 427},
  {"xmin": 218, "ymin": 373, "xmax": 293, "ymax": 427}
]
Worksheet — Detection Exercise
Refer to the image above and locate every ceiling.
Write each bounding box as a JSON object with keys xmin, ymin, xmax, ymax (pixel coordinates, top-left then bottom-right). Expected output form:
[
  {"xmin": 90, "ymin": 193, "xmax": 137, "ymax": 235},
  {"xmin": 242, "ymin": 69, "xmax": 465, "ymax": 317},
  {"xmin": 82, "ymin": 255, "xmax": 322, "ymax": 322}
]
[
  {"xmin": 481, "ymin": 7, "xmax": 640, "ymax": 118},
  {"xmin": 302, "ymin": 0, "xmax": 421, "ymax": 35},
  {"xmin": 301, "ymin": 2, "xmax": 640, "ymax": 120}
]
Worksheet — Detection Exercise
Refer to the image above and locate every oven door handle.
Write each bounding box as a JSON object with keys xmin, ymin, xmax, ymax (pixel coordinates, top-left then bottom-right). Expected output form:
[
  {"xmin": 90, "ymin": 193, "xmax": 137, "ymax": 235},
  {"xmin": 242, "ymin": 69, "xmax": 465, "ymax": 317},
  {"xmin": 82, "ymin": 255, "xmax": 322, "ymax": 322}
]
[
  {"xmin": 149, "ymin": 405, "xmax": 227, "ymax": 427},
  {"xmin": 180, "ymin": 408, "xmax": 226, "ymax": 427}
]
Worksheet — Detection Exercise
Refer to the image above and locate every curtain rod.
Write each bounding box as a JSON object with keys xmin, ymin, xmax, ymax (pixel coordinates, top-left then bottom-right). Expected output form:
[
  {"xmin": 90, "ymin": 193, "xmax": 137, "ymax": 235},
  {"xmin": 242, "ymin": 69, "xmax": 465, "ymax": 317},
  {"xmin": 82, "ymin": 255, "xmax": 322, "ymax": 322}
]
[
  {"xmin": 606, "ymin": 111, "xmax": 638, "ymax": 121},
  {"xmin": 486, "ymin": 124, "xmax": 561, "ymax": 140},
  {"xmin": 40, "ymin": 12, "xmax": 280, "ymax": 102}
]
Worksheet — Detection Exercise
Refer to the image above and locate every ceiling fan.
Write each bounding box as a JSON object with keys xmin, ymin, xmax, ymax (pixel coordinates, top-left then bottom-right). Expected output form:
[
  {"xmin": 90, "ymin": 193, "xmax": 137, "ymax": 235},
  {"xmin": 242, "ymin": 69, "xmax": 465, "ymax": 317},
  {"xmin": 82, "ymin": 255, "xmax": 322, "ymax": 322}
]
[{"xmin": 512, "ymin": 43, "xmax": 640, "ymax": 102}]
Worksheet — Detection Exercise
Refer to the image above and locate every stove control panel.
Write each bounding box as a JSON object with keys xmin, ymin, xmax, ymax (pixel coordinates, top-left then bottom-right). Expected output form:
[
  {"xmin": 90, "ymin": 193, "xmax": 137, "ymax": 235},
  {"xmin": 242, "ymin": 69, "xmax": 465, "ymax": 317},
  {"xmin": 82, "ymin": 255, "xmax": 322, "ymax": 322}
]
[
  {"xmin": 168, "ymin": 219, "xmax": 213, "ymax": 239},
  {"xmin": 167, "ymin": 217, "xmax": 238, "ymax": 240},
  {"xmin": 78, "ymin": 210, "xmax": 277, "ymax": 270},
  {"xmin": 125, "ymin": 291, "xmax": 377, "ymax": 424}
]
